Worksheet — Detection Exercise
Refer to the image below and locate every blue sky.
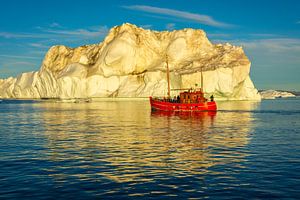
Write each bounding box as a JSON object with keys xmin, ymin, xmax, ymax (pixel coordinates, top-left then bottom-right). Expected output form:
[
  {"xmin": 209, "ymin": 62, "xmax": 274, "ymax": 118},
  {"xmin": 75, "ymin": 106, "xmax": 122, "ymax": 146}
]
[{"xmin": 0, "ymin": 0, "xmax": 299, "ymax": 90}]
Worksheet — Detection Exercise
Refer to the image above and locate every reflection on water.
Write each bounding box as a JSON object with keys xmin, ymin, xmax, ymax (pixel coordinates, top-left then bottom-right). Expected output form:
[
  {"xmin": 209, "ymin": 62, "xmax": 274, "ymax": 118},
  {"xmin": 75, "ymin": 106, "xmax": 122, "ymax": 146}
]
[
  {"xmin": 0, "ymin": 100, "xmax": 266, "ymax": 198},
  {"xmin": 33, "ymin": 101, "xmax": 256, "ymax": 184}
]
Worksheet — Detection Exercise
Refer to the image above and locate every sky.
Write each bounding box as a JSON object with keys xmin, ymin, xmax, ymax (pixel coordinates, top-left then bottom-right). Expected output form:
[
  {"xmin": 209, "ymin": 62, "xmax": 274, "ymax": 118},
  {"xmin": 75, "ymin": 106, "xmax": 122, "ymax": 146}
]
[{"xmin": 0, "ymin": 0, "xmax": 299, "ymax": 90}]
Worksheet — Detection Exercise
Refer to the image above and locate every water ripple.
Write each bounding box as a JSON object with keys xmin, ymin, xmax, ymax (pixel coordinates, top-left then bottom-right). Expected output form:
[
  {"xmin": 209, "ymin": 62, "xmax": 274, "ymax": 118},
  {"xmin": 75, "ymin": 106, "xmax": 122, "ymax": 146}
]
[{"xmin": 0, "ymin": 99, "xmax": 299, "ymax": 199}]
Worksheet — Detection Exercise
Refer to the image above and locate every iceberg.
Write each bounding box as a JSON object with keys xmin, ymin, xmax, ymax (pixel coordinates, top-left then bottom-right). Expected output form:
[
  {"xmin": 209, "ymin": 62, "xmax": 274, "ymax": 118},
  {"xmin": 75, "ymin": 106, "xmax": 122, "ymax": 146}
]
[{"xmin": 0, "ymin": 23, "xmax": 261, "ymax": 100}]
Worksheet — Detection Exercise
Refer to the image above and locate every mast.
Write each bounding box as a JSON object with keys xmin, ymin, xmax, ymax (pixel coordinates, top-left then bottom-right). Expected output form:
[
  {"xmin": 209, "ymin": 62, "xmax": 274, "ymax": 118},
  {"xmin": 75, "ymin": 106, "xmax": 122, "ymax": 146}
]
[
  {"xmin": 201, "ymin": 67, "xmax": 204, "ymax": 92},
  {"xmin": 166, "ymin": 55, "xmax": 171, "ymax": 98}
]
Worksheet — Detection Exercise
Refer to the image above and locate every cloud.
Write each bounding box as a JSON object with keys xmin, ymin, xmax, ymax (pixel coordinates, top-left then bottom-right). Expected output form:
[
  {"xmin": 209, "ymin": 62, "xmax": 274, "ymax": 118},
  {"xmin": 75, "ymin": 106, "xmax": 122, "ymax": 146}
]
[
  {"xmin": 0, "ymin": 32, "xmax": 49, "ymax": 39},
  {"xmin": 207, "ymin": 33, "xmax": 231, "ymax": 39},
  {"xmin": 123, "ymin": 5, "xmax": 233, "ymax": 28},
  {"xmin": 49, "ymin": 22, "xmax": 61, "ymax": 28},
  {"xmin": 0, "ymin": 68, "xmax": 13, "ymax": 74},
  {"xmin": 0, "ymin": 25, "xmax": 109, "ymax": 40},
  {"xmin": 0, "ymin": 54, "xmax": 40, "ymax": 60},
  {"xmin": 237, "ymin": 38, "xmax": 300, "ymax": 52},
  {"xmin": 4, "ymin": 61, "xmax": 35, "ymax": 66},
  {"xmin": 223, "ymin": 37, "xmax": 300, "ymax": 91},
  {"xmin": 44, "ymin": 27, "xmax": 108, "ymax": 38},
  {"xmin": 0, "ymin": 58, "xmax": 37, "ymax": 74},
  {"xmin": 166, "ymin": 23, "xmax": 175, "ymax": 30},
  {"xmin": 209, "ymin": 32, "xmax": 300, "ymax": 53},
  {"xmin": 0, "ymin": 23, "xmax": 110, "ymax": 78},
  {"xmin": 248, "ymin": 33, "xmax": 279, "ymax": 38},
  {"xmin": 28, "ymin": 43, "xmax": 49, "ymax": 48},
  {"xmin": 296, "ymin": 21, "xmax": 300, "ymax": 24},
  {"xmin": 140, "ymin": 24, "xmax": 153, "ymax": 29}
]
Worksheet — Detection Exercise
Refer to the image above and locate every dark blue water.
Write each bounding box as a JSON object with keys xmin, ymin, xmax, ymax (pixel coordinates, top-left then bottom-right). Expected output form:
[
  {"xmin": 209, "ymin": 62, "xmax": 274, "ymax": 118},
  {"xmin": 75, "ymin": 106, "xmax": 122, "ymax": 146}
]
[{"xmin": 0, "ymin": 99, "xmax": 299, "ymax": 199}]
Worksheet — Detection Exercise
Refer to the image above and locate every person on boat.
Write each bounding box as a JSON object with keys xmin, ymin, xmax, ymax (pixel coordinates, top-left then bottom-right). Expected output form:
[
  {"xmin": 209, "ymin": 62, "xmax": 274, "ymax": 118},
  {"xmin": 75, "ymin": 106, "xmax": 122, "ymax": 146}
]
[
  {"xmin": 210, "ymin": 95, "xmax": 214, "ymax": 102},
  {"xmin": 197, "ymin": 96, "xmax": 201, "ymax": 103},
  {"xmin": 172, "ymin": 96, "xmax": 176, "ymax": 103},
  {"xmin": 177, "ymin": 95, "xmax": 180, "ymax": 103}
]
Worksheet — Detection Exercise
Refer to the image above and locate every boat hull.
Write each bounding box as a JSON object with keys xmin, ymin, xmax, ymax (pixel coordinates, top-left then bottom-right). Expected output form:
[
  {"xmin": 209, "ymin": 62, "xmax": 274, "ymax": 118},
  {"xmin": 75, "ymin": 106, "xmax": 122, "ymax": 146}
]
[{"xmin": 149, "ymin": 97, "xmax": 217, "ymax": 111}]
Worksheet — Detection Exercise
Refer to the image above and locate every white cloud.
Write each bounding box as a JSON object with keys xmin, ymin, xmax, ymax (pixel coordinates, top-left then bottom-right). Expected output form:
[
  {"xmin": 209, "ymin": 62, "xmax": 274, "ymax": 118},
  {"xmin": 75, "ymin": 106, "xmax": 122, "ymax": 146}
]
[
  {"xmin": 28, "ymin": 43, "xmax": 49, "ymax": 48},
  {"xmin": 140, "ymin": 24, "xmax": 153, "ymax": 29},
  {"xmin": 44, "ymin": 27, "xmax": 108, "ymax": 38},
  {"xmin": 0, "ymin": 68, "xmax": 13, "ymax": 74},
  {"xmin": 0, "ymin": 24, "xmax": 110, "ymax": 77},
  {"xmin": 210, "ymin": 33, "xmax": 300, "ymax": 53},
  {"xmin": 49, "ymin": 22, "xmax": 61, "ymax": 28},
  {"xmin": 237, "ymin": 38, "xmax": 300, "ymax": 52},
  {"xmin": 0, "ymin": 32, "xmax": 50, "ymax": 39},
  {"xmin": 207, "ymin": 33, "xmax": 231, "ymax": 39},
  {"xmin": 248, "ymin": 33, "xmax": 279, "ymax": 38},
  {"xmin": 123, "ymin": 5, "xmax": 232, "ymax": 28},
  {"xmin": 5, "ymin": 61, "xmax": 35, "ymax": 66},
  {"xmin": 0, "ymin": 25, "xmax": 109, "ymax": 40},
  {"xmin": 0, "ymin": 54, "xmax": 40, "ymax": 60},
  {"xmin": 166, "ymin": 23, "xmax": 175, "ymax": 30}
]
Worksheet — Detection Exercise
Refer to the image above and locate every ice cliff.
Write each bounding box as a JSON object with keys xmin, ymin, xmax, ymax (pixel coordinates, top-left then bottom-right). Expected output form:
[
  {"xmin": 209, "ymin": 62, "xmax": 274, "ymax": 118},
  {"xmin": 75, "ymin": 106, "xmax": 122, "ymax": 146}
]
[{"xmin": 0, "ymin": 23, "xmax": 260, "ymax": 100}]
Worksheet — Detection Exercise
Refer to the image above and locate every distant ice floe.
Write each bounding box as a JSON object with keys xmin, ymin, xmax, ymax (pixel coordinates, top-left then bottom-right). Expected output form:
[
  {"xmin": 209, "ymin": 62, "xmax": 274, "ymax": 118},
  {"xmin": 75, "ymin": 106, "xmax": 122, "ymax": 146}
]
[{"xmin": 260, "ymin": 90, "xmax": 296, "ymax": 99}]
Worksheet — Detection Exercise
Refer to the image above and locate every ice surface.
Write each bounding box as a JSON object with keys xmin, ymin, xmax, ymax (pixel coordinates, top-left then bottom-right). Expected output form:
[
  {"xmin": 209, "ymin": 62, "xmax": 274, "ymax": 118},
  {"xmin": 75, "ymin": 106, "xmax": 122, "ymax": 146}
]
[{"xmin": 0, "ymin": 23, "xmax": 260, "ymax": 100}]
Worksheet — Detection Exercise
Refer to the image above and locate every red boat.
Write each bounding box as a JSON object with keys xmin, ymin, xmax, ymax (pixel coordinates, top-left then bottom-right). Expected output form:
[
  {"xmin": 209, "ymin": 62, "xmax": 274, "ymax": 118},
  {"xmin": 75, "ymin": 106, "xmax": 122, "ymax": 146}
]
[{"xmin": 149, "ymin": 56, "xmax": 217, "ymax": 112}]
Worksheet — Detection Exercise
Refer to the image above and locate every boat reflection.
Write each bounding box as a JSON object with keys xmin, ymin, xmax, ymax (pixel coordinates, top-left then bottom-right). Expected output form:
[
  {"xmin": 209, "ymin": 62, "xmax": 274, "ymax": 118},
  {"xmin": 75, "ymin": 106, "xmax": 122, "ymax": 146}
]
[
  {"xmin": 34, "ymin": 100, "xmax": 257, "ymax": 185},
  {"xmin": 151, "ymin": 109, "xmax": 216, "ymax": 119}
]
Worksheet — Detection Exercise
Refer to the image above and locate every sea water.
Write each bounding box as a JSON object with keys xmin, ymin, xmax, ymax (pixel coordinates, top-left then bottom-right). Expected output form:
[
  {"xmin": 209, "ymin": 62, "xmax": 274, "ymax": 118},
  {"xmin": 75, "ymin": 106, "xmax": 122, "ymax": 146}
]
[{"xmin": 0, "ymin": 98, "xmax": 299, "ymax": 199}]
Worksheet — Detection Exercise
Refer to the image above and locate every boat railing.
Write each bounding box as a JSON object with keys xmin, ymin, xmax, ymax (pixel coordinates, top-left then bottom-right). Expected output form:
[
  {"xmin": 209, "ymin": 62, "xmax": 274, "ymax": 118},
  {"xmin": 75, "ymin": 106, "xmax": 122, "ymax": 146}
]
[
  {"xmin": 152, "ymin": 97, "xmax": 181, "ymax": 103},
  {"xmin": 152, "ymin": 97, "xmax": 210, "ymax": 104}
]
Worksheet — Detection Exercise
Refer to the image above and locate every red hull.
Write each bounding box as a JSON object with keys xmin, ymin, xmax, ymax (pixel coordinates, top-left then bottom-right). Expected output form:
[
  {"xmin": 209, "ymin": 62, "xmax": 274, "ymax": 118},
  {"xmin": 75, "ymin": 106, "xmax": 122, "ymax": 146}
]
[{"xmin": 149, "ymin": 97, "xmax": 217, "ymax": 111}]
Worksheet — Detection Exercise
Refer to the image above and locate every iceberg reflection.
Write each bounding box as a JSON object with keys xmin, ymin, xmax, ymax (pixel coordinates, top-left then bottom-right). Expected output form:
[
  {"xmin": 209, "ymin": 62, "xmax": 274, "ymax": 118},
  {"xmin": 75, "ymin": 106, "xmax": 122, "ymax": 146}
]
[{"xmin": 34, "ymin": 100, "xmax": 258, "ymax": 184}]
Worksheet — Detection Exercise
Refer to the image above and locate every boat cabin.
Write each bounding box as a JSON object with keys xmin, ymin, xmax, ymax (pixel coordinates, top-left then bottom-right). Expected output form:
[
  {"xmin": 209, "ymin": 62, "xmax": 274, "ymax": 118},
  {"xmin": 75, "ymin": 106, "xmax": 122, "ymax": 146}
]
[{"xmin": 180, "ymin": 90, "xmax": 207, "ymax": 103}]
